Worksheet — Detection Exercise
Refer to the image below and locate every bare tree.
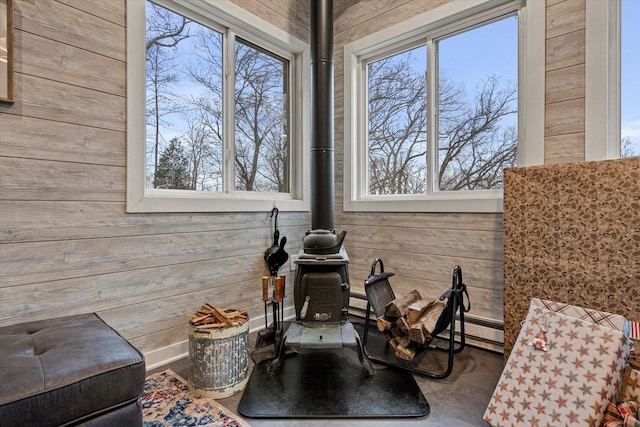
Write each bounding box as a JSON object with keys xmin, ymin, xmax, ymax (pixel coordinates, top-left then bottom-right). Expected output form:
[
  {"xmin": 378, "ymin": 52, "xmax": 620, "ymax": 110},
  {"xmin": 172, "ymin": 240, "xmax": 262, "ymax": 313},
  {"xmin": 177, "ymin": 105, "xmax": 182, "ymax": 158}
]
[
  {"xmin": 182, "ymin": 108, "xmax": 223, "ymax": 191},
  {"xmin": 144, "ymin": 1, "xmax": 291, "ymax": 194},
  {"xmin": 233, "ymin": 41, "xmax": 288, "ymax": 192},
  {"xmin": 367, "ymin": 53, "xmax": 518, "ymax": 195},
  {"xmin": 145, "ymin": 2, "xmax": 190, "ymax": 51},
  {"xmin": 145, "ymin": 2, "xmax": 191, "ymax": 188},
  {"xmin": 187, "ymin": 32, "xmax": 288, "ymax": 193},
  {"xmin": 621, "ymin": 136, "xmax": 639, "ymax": 158},
  {"xmin": 438, "ymin": 75, "xmax": 518, "ymax": 190},
  {"xmin": 146, "ymin": 44, "xmax": 180, "ymax": 187},
  {"xmin": 367, "ymin": 56, "xmax": 427, "ymax": 194}
]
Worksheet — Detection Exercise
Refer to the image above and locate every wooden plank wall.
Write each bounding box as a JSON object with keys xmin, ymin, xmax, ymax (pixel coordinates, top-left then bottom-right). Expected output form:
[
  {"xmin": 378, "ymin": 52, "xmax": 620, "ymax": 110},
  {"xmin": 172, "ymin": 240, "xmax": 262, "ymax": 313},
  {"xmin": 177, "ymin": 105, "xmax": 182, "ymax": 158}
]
[
  {"xmin": 0, "ymin": 0, "xmax": 310, "ymax": 362},
  {"xmin": 333, "ymin": 0, "xmax": 591, "ymax": 349},
  {"xmin": 544, "ymin": 0, "xmax": 586, "ymax": 163},
  {"xmin": 0, "ymin": 0, "xmax": 596, "ymax": 361},
  {"xmin": 332, "ymin": 0, "xmax": 504, "ymax": 349}
]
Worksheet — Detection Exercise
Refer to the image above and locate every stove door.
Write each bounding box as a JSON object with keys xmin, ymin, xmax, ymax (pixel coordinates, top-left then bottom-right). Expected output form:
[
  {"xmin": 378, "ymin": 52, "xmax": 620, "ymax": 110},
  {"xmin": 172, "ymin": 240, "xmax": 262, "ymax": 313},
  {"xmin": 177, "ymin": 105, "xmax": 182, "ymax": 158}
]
[{"xmin": 299, "ymin": 272, "xmax": 344, "ymax": 323}]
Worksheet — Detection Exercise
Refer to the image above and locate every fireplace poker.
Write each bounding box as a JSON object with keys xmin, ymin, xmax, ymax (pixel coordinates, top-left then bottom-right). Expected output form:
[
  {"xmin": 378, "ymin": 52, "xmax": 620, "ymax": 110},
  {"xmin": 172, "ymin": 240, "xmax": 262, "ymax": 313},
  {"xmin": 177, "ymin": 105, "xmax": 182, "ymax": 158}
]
[
  {"xmin": 272, "ymin": 276, "xmax": 279, "ymax": 333},
  {"xmin": 275, "ymin": 275, "xmax": 285, "ymax": 329},
  {"xmin": 261, "ymin": 276, "xmax": 269, "ymax": 330}
]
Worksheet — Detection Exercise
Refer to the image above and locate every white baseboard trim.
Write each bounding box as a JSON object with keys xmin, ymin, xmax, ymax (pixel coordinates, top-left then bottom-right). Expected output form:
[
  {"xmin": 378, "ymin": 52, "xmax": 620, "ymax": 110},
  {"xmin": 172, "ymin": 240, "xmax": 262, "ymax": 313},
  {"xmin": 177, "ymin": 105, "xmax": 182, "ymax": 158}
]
[
  {"xmin": 144, "ymin": 305, "xmax": 296, "ymax": 372},
  {"xmin": 144, "ymin": 341, "xmax": 188, "ymax": 372}
]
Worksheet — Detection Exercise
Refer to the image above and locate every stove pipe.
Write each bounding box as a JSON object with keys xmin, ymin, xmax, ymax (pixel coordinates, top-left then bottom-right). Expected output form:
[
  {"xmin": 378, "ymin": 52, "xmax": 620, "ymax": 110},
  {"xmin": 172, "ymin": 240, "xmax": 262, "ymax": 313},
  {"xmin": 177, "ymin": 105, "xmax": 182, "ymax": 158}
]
[{"xmin": 310, "ymin": 0, "xmax": 334, "ymax": 231}]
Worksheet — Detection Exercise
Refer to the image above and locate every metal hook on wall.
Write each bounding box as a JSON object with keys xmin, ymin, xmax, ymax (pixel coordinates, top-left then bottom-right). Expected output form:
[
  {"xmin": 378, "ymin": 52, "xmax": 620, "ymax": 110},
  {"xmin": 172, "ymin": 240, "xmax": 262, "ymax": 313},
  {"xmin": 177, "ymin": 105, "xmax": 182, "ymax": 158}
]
[{"xmin": 270, "ymin": 207, "xmax": 279, "ymax": 234}]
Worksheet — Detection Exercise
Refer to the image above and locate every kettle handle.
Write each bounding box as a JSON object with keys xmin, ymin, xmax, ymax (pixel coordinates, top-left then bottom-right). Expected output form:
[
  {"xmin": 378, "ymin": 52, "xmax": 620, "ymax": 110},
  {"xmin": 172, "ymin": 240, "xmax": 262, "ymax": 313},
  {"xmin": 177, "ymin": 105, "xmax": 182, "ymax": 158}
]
[{"xmin": 270, "ymin": 207, "xmax": 279, "ymax": 245}]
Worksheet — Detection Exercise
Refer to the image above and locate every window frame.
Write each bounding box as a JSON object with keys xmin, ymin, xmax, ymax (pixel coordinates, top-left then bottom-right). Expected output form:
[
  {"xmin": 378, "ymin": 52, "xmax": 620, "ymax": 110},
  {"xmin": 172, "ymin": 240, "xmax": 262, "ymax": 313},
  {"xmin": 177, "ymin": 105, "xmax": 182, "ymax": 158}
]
[
  {"xmin": 343, "ymin": 0, "xmax": 545, "ymax": 213},
  {"xmin": 126, "ymin": 0, "xmax": 310, "ymax": 213},
  {"xmin": 585, "ymin": 0, "xmax": 621, "ymax": 161}
]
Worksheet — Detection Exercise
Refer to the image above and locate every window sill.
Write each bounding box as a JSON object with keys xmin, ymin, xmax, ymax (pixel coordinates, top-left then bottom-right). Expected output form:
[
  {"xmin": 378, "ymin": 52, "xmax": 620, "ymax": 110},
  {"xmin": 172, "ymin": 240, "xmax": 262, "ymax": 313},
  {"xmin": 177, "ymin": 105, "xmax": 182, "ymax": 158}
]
[
  {"xmin": 127, "ymin": 189, "xmax": 309, "ymax": 213},
  {"xmin": 343, "ymin": 191, "xmax": 504, "ymax": 213}
]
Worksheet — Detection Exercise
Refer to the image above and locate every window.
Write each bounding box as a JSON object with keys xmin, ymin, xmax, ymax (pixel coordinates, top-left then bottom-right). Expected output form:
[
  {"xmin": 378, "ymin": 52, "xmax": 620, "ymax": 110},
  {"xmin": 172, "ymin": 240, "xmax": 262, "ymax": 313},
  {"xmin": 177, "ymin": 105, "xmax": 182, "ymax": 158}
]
[
  {"xmin": 344, "ymin": 0, "xmax": 545, "ymax": 213},
  {"xmin": 620, "ymin": 0, "xmax": 640, "ymax": 158},
  {"xmin": 585, "ymin": 0, "xmax": 640, "ymax": 160},
  {"xmin": 127, "ymin": 0, "xmax": 310, "ymax": 213}
]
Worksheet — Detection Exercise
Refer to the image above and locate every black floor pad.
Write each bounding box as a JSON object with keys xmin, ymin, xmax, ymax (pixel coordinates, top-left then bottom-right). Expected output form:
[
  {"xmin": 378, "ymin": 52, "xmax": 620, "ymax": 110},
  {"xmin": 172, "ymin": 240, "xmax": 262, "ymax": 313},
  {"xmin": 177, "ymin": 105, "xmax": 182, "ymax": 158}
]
[{"xmin": 237, "ymin": 350, "xmax": 430, "ymax": 418}]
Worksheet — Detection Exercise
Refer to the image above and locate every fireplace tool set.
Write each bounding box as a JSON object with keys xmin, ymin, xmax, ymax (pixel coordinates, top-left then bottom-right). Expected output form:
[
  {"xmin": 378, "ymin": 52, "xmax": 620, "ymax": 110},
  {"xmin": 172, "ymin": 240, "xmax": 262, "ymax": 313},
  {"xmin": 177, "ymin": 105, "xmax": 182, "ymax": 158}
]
[
  {"xmin": 258, "ymin": 275, "xmax": 286, "ymax": 344},
  {"xmin": 255, "ymin": 208, "xmax": 289, "ymax": 354}
]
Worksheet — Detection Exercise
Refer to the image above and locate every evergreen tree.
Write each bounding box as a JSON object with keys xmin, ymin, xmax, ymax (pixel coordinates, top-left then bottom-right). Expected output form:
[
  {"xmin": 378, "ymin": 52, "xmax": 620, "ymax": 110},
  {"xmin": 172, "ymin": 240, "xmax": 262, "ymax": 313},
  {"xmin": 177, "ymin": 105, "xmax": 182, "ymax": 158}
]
[{"xmin": 154, "ymin": 138, "xmax": 191, "ymax": 189}]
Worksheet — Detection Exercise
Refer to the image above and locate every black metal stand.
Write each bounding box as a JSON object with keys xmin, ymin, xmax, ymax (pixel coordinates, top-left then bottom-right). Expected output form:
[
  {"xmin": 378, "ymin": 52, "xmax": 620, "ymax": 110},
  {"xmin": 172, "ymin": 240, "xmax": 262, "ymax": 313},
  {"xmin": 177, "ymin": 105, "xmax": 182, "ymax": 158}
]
[{"xmin": 362, "ymin": 258, "xmax": 469, "ymax": 379}]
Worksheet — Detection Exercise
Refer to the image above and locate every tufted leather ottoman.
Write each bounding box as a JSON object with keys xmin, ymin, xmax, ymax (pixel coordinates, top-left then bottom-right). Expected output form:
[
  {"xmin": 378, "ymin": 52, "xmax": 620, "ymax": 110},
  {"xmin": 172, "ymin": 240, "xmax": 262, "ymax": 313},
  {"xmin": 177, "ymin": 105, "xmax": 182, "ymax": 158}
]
[{"xmin": 0, "ymin": 313, "xmax": 145, "ymax": 426}]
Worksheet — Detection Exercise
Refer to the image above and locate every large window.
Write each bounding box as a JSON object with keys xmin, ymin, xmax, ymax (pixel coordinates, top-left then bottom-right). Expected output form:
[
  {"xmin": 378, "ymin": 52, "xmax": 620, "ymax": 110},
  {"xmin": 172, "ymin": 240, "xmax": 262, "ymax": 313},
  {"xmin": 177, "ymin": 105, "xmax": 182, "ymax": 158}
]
[
  {"xmin": 344, "ymin": 0, "xmax": 545, "ymax": 213},
  {"xmin": 620, "ymin": 0, "xmax": 639, "ymax": 158},
  {"xmin": 586, "ymin": 0, "xmax": 639, "ymax": 160},
  {"xmin": 127, "ymin": 0, "xmax": 309, "ymax": 213}
]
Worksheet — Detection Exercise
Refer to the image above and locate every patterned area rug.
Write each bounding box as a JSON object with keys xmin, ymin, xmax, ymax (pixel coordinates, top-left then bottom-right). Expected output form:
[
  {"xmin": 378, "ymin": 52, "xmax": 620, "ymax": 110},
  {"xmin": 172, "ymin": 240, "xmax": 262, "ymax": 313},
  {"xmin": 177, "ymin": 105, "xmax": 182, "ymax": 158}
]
[{"xmin": 142, "ymin": 369, "xmax": 251, "ymax": 427}]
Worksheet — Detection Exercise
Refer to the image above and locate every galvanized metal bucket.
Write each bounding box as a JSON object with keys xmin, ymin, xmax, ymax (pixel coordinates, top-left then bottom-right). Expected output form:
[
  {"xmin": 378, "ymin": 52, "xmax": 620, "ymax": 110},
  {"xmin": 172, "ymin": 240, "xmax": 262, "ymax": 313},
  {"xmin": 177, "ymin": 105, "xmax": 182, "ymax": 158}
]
[{"xmin": 188, "ymin": 319, "xmax": 250, "ymax": 398}]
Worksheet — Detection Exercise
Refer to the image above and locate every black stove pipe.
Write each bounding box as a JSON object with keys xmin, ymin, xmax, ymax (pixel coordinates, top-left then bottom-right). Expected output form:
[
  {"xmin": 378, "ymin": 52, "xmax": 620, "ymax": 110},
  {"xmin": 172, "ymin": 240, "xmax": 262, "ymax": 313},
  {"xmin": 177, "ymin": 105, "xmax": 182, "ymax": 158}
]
[{"xmin": 310, "ymin": 0, "xmax": 334, "ymax": 231}]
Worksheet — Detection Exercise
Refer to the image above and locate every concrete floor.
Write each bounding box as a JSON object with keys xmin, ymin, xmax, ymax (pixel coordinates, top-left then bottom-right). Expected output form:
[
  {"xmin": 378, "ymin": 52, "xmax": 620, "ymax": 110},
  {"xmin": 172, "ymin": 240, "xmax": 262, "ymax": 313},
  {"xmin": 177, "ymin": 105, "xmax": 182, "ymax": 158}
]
[{"xmin": 149, "ymin": 323, "xmax": 504, "ymax": 426}]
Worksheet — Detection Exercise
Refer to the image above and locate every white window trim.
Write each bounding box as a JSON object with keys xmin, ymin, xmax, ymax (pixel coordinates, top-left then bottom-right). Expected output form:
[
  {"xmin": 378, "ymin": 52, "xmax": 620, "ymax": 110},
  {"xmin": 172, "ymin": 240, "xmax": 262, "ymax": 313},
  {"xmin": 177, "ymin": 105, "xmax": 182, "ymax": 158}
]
[
  {"xmin": 343, "ymin": 0, "xmax": 545, "ymax": 213},
  {"xmin": 585, "ymin": 0, "xmax": 621, "ymax": 161},
  {"xmin": 126, "ymin": 0, "xmax": 310, "ymax": 213}
]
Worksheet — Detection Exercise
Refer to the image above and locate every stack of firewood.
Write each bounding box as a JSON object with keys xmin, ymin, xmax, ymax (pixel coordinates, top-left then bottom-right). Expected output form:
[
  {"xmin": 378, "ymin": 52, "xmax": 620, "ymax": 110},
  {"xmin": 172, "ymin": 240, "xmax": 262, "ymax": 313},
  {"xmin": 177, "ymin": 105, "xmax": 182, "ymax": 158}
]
[
  {"xmin": 188, "ymin": 303, "xmax": 248, "ymax": 328},
  {"xmin": 376, "ymin": 290, "xmax": 445, "ymax": 361}
]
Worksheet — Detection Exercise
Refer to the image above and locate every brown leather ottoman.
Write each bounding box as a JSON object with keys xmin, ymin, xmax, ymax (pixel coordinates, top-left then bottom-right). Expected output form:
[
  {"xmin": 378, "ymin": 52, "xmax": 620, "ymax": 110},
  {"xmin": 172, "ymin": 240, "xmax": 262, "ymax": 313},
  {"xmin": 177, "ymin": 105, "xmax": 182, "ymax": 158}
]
[{"xmin": 0, "ymin": 313, "xmax": 145, "ymax": 426}]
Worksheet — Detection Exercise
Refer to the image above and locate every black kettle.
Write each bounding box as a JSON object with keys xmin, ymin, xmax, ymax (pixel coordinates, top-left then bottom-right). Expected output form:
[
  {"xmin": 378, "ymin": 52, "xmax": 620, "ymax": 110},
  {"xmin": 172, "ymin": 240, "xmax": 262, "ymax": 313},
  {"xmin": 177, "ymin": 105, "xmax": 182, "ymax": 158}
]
[{"xmin": 302, "ymin": 229, "xmax": 347, "ymax": 255}]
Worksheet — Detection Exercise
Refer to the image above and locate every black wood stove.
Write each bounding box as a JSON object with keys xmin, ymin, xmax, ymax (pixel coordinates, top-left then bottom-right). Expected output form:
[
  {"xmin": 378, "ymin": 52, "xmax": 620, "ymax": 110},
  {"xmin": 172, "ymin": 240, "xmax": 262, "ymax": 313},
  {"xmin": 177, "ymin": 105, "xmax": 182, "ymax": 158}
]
[{"xmin": 267, "ymin": 0, "xmax": 373, "ymax": 376}]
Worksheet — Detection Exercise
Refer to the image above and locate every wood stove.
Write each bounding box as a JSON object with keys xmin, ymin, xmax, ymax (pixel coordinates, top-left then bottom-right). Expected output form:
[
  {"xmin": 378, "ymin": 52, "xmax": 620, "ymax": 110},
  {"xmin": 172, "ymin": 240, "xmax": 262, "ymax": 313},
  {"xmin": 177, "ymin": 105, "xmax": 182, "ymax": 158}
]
[
  {"xmin": 268, "ymin": 232, "xmax": 373, "ymax": 375},
  {"xmin": 294, "ymin": 230, "xmax": 349, "ymax": 323},
  {"xmin": 267, "ymin": 0, "xmax": 373, "ymax": 375}
]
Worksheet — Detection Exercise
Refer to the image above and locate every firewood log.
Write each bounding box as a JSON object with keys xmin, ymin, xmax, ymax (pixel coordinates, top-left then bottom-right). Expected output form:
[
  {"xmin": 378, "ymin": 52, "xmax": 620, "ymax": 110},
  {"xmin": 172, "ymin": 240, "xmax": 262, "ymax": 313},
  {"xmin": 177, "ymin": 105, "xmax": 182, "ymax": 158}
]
[
  {"xmin": 390, "ymin": 327, "xmax": 403, "ymax": 338},
  {"xmin": 394, "ymin": 345, "xmax": 415, "ymax": 361},
  {"xmin": 194, "ymin": 322, "xmax": 226, "ymax": 329},
  {"xmin": 396, "ymin": 316, "xmax": 410, "ymax": 334},
  {"xmin": 188, "ymin": 304, "xmax": 248, "ymax": 328},
  {"xmin": 389, "ymin": 338, "xmax": 398, "ymax": 350},
  {"xmin": 406, "ymin": 299, "xmax": 437, "ymax": 324},
  {"xmin": 408, "ymin": 301, "xmax": 445, "ymax": 344},
  {"xmin": 377, "ymin": 316, "xmax": 393, "ymax": 332},
  {"xmin": 384, "ymin": 289, "xmax": 422, "ymax": 318},
  {"xmin": 396, "ymin": 335, "xmax": 411, "ymax": 348}
]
